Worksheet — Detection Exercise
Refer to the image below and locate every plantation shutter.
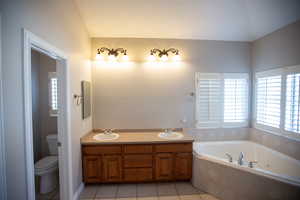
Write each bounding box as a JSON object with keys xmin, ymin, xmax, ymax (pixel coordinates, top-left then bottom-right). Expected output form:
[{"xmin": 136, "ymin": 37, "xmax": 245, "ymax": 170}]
[
  {"xmin": 195, "ymin": 73, "xmax": 222, "ymax": 128},
  {"xmin": 223, "ymin": 73, "xmax": 248, "ymax": 127},
  {"xmin": 285, "ymin": 73, "xmax": 300, "ymax": 133},
  {"xmin": 256, "ymin": 71, "xmax": 282, "ymax": 128}
]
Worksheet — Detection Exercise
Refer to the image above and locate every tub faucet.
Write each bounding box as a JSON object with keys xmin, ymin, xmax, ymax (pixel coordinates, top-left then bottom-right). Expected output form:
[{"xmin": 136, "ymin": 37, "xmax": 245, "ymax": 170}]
[
  {"xmin": 238, "ymin": 152, "xmax": 244, "ymax": 165},
  {"xmin": 225, "ymin": 153, "xmax": 233, "ymax": 162}
]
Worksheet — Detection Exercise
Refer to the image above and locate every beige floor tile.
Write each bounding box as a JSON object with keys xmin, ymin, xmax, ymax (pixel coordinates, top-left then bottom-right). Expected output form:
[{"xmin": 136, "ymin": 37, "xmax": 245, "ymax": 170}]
[
  {"xmin": 199, "ymin": 194, "xmax": 220, "ymax": 200},
  {"xmin": 80, "ymin": 185, "xmax": 98, "ymax": 199},
  {"xmin": 180, "ymin": 194, "xmax": 201, "ymax": 200},
  {"xmin": 137, "ymin": 183, "xmax": 157, "ymax": 197},
  {"xmin": 137, "ymin": 197, "xmax": 159, "ymax": 200},
  {"xmin": 96, "ymin": 184, "xmax": 118, "ymax": 198},
  {"xmin": 117, "ymin": 184, "xmax": 137, "ymax": 198},
  {"xmin": 116, "ymin": 197, "xmax": 137, "ymax": 200},
  {"xmin": 95, "ymin": 198, "xmax": 115, "ymax": 200},
  {"xmin": 158, "ymin": 195, "xmax": 180, "ymax": 200},
  {"xmin": 157, "ymin": 183, "xmax": 177, "ymax": 196},
  {"xmin": 175, "ymin": 182, "xmax": 200, "ymax": 195}
]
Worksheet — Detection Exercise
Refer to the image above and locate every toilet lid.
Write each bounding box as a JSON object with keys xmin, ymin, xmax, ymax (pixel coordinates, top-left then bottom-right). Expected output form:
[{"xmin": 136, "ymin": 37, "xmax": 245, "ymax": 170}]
[{"xmin": 35, "ymin": 156, "xmax": 58, "ymax": 170}]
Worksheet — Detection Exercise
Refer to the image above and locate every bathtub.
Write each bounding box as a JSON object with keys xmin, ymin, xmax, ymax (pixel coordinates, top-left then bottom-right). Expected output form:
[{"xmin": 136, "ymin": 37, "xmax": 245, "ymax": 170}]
[{"xmin": 192, "ymin": 141, "xmax": 300, "ymax": 200}]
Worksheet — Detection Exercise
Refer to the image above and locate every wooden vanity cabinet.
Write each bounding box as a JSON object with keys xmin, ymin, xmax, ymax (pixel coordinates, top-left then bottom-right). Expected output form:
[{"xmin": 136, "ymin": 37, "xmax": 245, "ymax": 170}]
[
  {"xmin": 82, "ymin": 142, "xmax": 192, "ymax": 183},
  {"xmin": 83, "ymin": 156, "xmax": 102, "ymax": 183},
  {"xmin": 103, "ymin": 155, "xmax": 122, "ymax": 182}
]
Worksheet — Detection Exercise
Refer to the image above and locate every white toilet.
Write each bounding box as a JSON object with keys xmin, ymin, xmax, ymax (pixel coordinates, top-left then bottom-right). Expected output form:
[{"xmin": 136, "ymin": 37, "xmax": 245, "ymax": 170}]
[{"xmin": 34, "ymin": 134, "xmax": 59, "ymax": 194}]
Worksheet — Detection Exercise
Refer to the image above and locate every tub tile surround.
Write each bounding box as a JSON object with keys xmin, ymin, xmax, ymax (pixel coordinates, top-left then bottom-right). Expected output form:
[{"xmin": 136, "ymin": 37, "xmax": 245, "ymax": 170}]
[
  {"xmin": 192, "ymin": 157, "xmax": 300, "ymax": 200},
  {"xmin": 249, "ymin": 128, "xmax": 300, "ymax": 161},
  {"xmin": 79, "ymin": 182, "xmax": 220, "ymax": 200},
  {"xmin": 183, "ymin": 128, "xmax": 250, "ymax": 142}
]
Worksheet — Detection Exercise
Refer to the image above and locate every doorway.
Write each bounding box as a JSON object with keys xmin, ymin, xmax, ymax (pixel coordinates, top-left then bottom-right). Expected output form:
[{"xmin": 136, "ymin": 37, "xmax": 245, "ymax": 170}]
[
  {"xmin": 23, "ymin": 30, "xmax": 72, "ymax": 200},
  {"xmin": 31, "ymin": 49, "xmax": 60, "ymax": 199}
]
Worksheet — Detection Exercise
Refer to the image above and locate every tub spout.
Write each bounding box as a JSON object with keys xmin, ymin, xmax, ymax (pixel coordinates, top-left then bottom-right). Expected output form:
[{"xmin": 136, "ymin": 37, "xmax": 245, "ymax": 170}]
[{"xmin": 238, "ymin": 152, "xmax": 244, "ymax": 165}]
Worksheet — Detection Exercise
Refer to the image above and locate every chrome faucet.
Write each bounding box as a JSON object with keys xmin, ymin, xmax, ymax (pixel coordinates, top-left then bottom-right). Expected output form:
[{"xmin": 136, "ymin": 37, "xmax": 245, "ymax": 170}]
[
  {"xmin": 238, "ymin": 152, "xmax": 244, "ymax": 165},
  {"xmin": 225, "ymin": 153, "xmax": 233, "ymax": 162},
  {"xmin": 103, "ymin": 129, "xmax": 113, "ymax": 135}
]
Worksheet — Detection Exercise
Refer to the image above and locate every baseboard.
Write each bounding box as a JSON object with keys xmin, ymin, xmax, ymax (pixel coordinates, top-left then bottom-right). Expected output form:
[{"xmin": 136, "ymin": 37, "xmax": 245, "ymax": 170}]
[{"xmin": 73, "ymin": 182, "xmax": 84, "ymax": 200}]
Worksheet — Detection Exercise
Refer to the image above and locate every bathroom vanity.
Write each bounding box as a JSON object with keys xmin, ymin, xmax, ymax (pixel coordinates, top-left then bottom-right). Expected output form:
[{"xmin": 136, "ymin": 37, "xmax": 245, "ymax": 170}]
[{"xmin": 81, "ymin": 130, "xmax": 194, "ymax": 183}]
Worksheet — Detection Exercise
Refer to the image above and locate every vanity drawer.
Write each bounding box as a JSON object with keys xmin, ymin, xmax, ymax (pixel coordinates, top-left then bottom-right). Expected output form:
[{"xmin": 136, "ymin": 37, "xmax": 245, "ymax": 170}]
[
  {"xmin": 124, "ymin": 155, "xmax": 153, "ymax": 168},
  {"xmin": 82, "ymin": 145, "xmax": 122, "ymax": 155},
  {"xmin": 124, "ymin": 144, "xmax": 153, "ymax": 154},
  {"xmin": 124, "ymin": 168, "xmax": 153, "ymax": 181},
  {"xmin": 155, "ymin": 143, "xmax": 192, "ymax": 153}
]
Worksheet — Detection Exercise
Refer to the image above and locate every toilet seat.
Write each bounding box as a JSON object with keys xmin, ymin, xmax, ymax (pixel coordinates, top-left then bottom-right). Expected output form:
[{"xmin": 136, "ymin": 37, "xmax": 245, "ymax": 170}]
[{"xmin": 35, "ymin": 156, "xmax": 58, "ymax": 175}]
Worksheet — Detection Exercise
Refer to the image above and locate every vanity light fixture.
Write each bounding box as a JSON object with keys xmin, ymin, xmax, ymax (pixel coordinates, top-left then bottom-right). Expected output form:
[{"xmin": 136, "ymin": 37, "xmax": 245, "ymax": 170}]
[
  {"xmin": 95, "ymin": 47, "xmax": 129, "ymax": 61},
  {"xmin": 148, "ymin": 48, "xmax": 181, "ymax": 62}
]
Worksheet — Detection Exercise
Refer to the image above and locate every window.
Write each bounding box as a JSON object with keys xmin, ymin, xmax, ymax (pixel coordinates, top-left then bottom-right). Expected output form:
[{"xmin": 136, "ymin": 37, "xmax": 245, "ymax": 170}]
[
  {"xmin": 285, "ymin": 73, "xmax": 300, "ymax": 133},
  {"xmin": 254, "ymin": 65, "xmax": 300, "ymax": 138},
  {"xmin": 195, "ymin": 73, "xmax": 222, "ymax": 128},
  {"xmin": 256, "ymin": 75, "xmax": 281, "ymax": 128},
  {"xmin": 49, "ymin": 72, "xmax": 58, "ymax": 116},
  {"xmin": 224, "ymin": 74, "xmax": 248, "ymax": 126},
  {"xmin": 195, "ymin": 73, "xmax": 249, "ymax": 128}
]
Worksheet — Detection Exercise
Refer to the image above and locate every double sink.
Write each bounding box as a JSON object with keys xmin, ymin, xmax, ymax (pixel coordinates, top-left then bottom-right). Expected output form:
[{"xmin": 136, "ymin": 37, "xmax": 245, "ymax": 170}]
[{"xmin": 93, "ymin": 130, "xmax": 184, "ymax": 141}]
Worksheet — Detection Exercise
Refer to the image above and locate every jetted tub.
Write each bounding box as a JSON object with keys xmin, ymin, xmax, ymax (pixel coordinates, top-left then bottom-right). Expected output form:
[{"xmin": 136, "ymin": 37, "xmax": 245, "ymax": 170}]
[{"xmin": 192, "ymin": 141, "xmax": 300, "ymax": 200}]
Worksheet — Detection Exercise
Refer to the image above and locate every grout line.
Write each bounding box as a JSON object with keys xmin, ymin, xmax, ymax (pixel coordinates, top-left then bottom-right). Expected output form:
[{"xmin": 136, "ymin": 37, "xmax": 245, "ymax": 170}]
[{"xmin": 115, "ymin": 184, "xmax": 119, "ymax": 199}]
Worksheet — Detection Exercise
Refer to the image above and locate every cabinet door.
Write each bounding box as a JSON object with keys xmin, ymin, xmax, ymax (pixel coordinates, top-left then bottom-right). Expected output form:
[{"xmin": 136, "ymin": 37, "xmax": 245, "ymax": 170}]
[
  {"xmin": 155, "ymin": 153, "xmax": 174, "ymax": 180},
  {"xmin": 83, "ymin": 156, "xmax": 102, "ymax": 183},
  {"xmin": 175, "ymin": 153, "xmax": 192, "ymax": 180},
  {"xmin": 103, "ymin": 155, "xmax": 122, "ymax": 182}
]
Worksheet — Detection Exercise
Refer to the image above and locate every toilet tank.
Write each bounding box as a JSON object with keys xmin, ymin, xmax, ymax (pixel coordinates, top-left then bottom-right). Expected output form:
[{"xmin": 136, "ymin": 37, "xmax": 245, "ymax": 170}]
[{"xmin": 46, "ymin": 134, "xmax": 58, "ymax": 155}]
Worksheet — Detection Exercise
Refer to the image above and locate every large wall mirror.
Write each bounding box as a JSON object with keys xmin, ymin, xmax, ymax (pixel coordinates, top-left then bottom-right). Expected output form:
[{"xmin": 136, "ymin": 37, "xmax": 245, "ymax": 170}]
[{"xmin": 81, "ymin": 81, "xmax": 91, "ymax": 119}]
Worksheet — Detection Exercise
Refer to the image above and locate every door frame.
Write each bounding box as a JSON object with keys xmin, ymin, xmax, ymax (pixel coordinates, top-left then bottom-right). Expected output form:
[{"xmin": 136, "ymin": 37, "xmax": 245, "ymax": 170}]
[
  {"xmin": 0, "ymin": 13, "xmax": 8, "ymax": 200},
  {"xmin": 23, "ymin": 29, "xmax": 73, "ymax": 200}
]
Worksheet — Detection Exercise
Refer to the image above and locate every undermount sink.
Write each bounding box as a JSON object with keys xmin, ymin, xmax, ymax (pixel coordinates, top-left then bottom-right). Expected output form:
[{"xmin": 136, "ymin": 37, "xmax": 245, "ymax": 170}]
[
  {"xmin": 93, "ymin": 133, "xmax": 119, "ymax": 141},
  {"xmin": 158, "ymin": 132, "xmax": 184, "ymax": 140}
]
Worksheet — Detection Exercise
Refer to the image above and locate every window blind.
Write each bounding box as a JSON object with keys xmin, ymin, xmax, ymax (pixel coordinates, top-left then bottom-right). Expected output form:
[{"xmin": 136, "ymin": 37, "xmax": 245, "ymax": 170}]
[
  {"xmin": 195, "ymin": 73, "xmax": 222, "ymax": 128},
  {"xmin": 285, "ymin": 73, "xmax": 300, "ymax": 133},
  {"xmin": 50, "ymin": 77, "xmax": 58, "ymax": 111},
  {"xmin": 224, "ymin": 75, "xmax": 248, "ymax": 126},
  {"xmin": 256, "ymin": 75, "xmax": 281, "ymax": 128},
  {"xmin": 49, "ymin": 72, "xmax": 58, "ymax": 116}
]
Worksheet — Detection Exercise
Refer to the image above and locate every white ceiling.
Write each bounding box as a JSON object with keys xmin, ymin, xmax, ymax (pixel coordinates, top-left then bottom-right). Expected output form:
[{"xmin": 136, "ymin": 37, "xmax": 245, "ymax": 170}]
[{"xmin": 75, "ymin": 0, "xmax": 300, "ymax": 41}]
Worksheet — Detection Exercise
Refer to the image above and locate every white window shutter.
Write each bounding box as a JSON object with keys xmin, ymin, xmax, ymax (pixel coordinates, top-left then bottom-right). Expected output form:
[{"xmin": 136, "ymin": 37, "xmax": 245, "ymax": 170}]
[
  {"xmin": 285, "ymin": 73, "xmax": 300, "ymax": 133},
  {"xmin": 223, "ymin": 73, "xmax": 249, "ymax": 127},
  {"xmin": 195, "ymin": 73, "xmax": 222, "ymax": 128},
  {"xmin": 256, "ymin": 74, "xmax": 282, "ymax": 128},
  {"xmin": 49, "ymin": 72, "xmax": 58, "ymax": 116}
]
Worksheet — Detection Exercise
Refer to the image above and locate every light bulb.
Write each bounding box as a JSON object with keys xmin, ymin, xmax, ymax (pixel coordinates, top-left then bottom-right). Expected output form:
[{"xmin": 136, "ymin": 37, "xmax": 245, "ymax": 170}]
[
  {"xmin": 160, "ymin": 54, "xmax": 168, "ymax": 62},
  {"xmin": 108, "ymin": 55, "xmax": 117, "ymax": 61},
  {"xmin": 122, "ymin": 55, "xmax": 129, "ymax": 61},
  {"xmin": 95, "ymin": 53, "xmax": 103, "ymax": 61},
  {"xmin": 148, "ymin": 54, "xmax": 156, "ymax": 62},
  {"xmin": 172, "ymin": 54, "xmax": 181, "ymax": 61}
]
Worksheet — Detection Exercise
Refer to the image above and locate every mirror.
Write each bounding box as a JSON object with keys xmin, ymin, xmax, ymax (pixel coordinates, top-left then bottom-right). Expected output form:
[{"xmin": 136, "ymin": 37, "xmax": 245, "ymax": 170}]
[{"xmin": 81, "ymin": 81, "xmax": 91, "ymax": 119}]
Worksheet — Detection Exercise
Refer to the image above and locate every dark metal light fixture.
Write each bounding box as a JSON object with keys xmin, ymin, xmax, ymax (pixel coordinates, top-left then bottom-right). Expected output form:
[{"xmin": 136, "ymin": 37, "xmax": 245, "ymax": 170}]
[
  {"xmin": 95, "ymin": 47, "xmax": 128, "ymax": 61},
  {"xmin": 148, "ymin": 48, "xmax": 181, "ymax": 62}
]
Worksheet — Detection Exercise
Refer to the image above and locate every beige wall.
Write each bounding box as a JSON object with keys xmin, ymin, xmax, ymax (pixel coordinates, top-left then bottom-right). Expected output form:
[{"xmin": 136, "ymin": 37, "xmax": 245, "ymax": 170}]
[
  {"xmin": 252, "ymin": 20, "xmax": 300, "ymax": 72},
  {"xmin": 92, "ymin": 38, "xmax": 251, "ymax": 129},
  {"xmin": 0, "ymin": 0, "xmax": 92, "ymax": 199}
]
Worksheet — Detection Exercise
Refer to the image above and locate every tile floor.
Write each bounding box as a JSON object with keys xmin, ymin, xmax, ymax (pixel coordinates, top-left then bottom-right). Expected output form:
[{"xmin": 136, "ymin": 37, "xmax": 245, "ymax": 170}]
[{"xmin": 79, "ymin": 182, "xmax": 220, "ymax": 200}]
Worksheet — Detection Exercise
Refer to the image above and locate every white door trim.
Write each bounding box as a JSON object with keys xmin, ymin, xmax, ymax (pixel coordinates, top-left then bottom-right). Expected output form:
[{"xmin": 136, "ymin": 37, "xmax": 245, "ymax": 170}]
[
  {"xmin": 0, "ymin": 13, "xmax": 8, "ymax": 200},
  {"xmin": 23, "ymin": 29, "xmax": 73, "ymax": 200}
]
